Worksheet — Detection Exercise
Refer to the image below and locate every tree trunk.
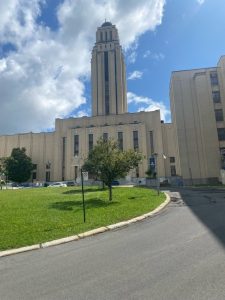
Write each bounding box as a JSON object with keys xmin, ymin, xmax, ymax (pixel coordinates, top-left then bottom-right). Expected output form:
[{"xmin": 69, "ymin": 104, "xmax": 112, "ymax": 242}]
[{"xmin": 108, "ymin": 185, "xmax": 112, "ymax": 201}]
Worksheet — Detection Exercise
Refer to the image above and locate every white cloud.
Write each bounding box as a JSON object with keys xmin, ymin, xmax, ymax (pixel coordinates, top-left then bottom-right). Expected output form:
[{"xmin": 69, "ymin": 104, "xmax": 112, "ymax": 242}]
[
  {"xmin": 196, "ymin": 0, "xmax": 205, "ymax": 5},
  {"xmin": 127, "ymin": 92, "xmax": 170, "ymax": 121},
  {"xmin": 143, "ymin": 50, "xmax": 165, "ymax": 61},
  {"xmin": 72, "ymin": 110, "xmax": 90, "ymax": 118},
  {"xmin": 0, "ymin": 0, "xmax": 166, "ymax": 134},
  {"xmin": 126, "ymin": 41, "xmax": 138, "ymax": 64},
  {"xmin": 128, "ymin": 70, "xmax": 143, "ymax": 80},
  {"xmin": 127, "ymin": 50, "xmax": 137, "ymax": 64}
]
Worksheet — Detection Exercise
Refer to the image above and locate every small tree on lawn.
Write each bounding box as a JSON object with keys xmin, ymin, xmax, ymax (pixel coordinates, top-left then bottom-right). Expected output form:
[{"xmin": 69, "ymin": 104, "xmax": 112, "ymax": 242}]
[
  {"xmin": 4, "ymin": 148, "xmax": 34, "ymax": 183},
  {"xmin": 83, "ymin": 138, "xmax": 143, "ymax": 201},
  {"xmin": 0, "ymin": 158, "xmax": 6, "ymax": 189}
]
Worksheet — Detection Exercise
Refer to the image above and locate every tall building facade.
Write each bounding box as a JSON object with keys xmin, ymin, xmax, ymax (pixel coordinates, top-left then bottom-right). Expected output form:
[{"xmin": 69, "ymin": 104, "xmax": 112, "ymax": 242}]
[
  {"xmin": 0, "ymin": 21, "xmax": 224, "ymax": 185},
  {"xmin": 91, "ymin": 22, "xmax": 127, "ymax": 116},
  {"xmin": 170, "ymin": 56, "xmax": 225, "ymax": 184}
]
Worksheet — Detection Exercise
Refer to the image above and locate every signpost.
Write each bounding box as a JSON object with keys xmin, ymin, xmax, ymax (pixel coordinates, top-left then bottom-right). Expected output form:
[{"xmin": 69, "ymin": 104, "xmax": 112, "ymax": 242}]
[
  {"xmin": 150, "ymin": 154, "xmax": 159, "ymax": 195},
  {"xmin": 80, "ymin": 170, "xmax": 88, "ymax": 223}
]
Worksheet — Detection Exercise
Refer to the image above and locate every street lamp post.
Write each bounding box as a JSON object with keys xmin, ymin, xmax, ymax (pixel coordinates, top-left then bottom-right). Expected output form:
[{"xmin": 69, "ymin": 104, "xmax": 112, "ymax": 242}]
[
  {"xmin": 153, "ymin": 153, "xmax": 160, "ymax": 195},
  {"xmin": 0, "ymin": 172, "xmax": 3, "ymax": 190},
  {"xmin": 74, "ymin": 155, "xmax": 86, "ymax": 223},
  {"xmin": 81, "ymin": 167, "xmax": 86, "ymax": 223}
]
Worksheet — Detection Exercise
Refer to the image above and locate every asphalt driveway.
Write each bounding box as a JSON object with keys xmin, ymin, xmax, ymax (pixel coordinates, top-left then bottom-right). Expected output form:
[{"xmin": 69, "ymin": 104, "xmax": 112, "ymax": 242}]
[{"xmin": 0, "ymin": 187, "xmax": 225, "ymax": 300}]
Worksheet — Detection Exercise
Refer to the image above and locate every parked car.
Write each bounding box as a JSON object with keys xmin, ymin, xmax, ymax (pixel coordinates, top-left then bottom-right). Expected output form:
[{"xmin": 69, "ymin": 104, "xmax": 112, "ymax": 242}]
[
  {"xmin": 66, "ymin": 181, "xmax": 75, "ymax": 186},
  {"xmin": 11, "ymin": 182, "xmax": 20, "ymax": 187},
  {"xmin": 48, "ymin": 182, "xmax": 67, "ymax": 187},
  {"xmin": 19, "ymin": 182, "xmax": 31, "ymax": 188},
  {"xmin": 111, "ymin": 180, "xmax": 120, "ymax": 186}
]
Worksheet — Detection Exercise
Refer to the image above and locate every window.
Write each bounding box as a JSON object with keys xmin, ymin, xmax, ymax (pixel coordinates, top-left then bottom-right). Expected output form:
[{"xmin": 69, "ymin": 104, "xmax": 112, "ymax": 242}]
[
  {"xmin": 220, "ymin": 148, "xmax": 225, "ymax": 168},
  {"xmin": 103, "ymin": 132, "xmax": 108, "ymax": 142},
  {"xmin": 46, "ymin": 162, "xmax": 51, "ymax": 169},
  {"xmin": 88, "ymin": 134, "xmax": 93, "ymax": 151},
  {"xmin": 104, "ymin": 51, "xmax": 109, "ymax": 115},
  {"xmin": 105, "ymin": 31, "xmax": 107, "ymax": 41},
  {"xmin": 33, "ymin": 164, "xmax": 37, "ymax": 170},
  {"xmin": 74, "ymin": 135, "xmax": 79, "ymax": 155},
  {"xmin": 212, "ymin": 91, "xmax": 221, "ymax": 103},
  {"xmin": 170, "ymin": 157, "xmax": 175, "ymax": 163},
  {"xmin": 46, "ymin": 171, "xmax": 50, "ymax": 182},
  {"xmin": 210, "ymin": 71, "xmax": 219, "ymax": 86},
  {"xmin": 133, "ymin": 130, "xmax": 139, "ymax": 150},
  {"xmin": 118, "ymin": 132, "xmax": 123, "ymax": 150},
  {"xmin": 100, "ymin": 32, "xmax": 103, "ymax": 42},
  {"xmin": 215, "ymin": 109, "xmax": 224, "ymax": 122},
  {"xmin": 32, "ymin": 172, "xmax": 37, "ymax": 180},
  {"xmin": 149, "ymin": 131, "xmax": 154, "ymax": 155},
  {"xmin": 170, "ymin": 165, "xmax": 176, "ymax": 176},
  {"xmin": 110, "ymin": 31, "xmax": 112, "ymax": 41},
  {"xmin": 217, "ymin": 128, "xmax": 225, "ymax": 141}
]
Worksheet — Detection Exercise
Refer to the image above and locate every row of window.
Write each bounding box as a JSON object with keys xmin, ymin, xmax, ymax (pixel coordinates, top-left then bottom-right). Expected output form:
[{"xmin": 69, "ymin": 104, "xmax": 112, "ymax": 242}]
[
  {"xmin": 210, "ymin": 72, "xmax": 221, "ymax": 106},
  {"xmin": 98, "ymin": 44, "xmax": 114, "ymax": 50},
  {"xmin": 73, "ymin": 130, "xmax": 156, "ymax": 156},
  {"xmin": 210, "ymin": 72, "xmax": 225, "ymax": 143},
  {"xmin": 74, "ymin": 132, "xmax": 177, "ymax": 176},
  {"xmin": 74, "ymin": 131, "xmax": 139, "ymax": 156},
  {"xmin": 32, "ymin": 171, "xmax": 50, "ymax": 182},
  {"xmin": 32, "ymin": 163, "xmax": 51, "ymax": 171}
]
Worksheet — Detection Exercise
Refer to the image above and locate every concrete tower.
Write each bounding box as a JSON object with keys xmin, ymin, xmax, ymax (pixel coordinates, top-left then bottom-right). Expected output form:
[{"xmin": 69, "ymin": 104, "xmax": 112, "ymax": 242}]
[{"xmin": 91, "ymin": 22, "xmax": 127, "ymax": 116}]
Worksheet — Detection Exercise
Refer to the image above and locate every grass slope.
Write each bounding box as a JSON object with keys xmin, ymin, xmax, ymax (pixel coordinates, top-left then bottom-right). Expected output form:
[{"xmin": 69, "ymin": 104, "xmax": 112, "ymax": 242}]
[{"xmin": 0, "ymin": 186, "xmax": 165, "ymax": 250}]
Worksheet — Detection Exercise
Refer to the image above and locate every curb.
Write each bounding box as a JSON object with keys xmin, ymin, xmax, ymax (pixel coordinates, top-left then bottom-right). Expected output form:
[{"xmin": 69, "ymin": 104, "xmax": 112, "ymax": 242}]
[
  {"xmin": 0, "ymin": 244, "xmax": 40, "ymax": 258},
  {"xmin": 0, "ymin": 192, "xmax": 170, "ymax": 258}
]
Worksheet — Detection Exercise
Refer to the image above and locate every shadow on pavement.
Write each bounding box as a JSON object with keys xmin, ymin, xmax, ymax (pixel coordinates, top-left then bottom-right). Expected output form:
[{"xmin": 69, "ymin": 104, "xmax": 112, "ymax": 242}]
[{"xmin": 166, "ymin": 187, "xmax": 225, "ymax": 248}]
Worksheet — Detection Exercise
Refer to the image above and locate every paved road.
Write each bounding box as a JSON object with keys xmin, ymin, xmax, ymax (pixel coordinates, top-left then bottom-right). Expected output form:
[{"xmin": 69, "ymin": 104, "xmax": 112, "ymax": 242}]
[{"xmin": 1, "ymin": 188, "xmax": 225, "ymax": 300}]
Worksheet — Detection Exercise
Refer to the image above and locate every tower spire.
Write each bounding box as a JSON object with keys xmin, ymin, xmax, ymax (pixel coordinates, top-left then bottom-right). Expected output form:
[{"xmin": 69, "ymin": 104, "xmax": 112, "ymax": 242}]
[{"xmin": 91, "ymin": 22, "xmax": 127, "ymax": 116}]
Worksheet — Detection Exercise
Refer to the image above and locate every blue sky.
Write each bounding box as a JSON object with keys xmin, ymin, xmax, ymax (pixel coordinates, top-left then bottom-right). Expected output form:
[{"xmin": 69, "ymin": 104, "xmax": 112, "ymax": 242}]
[
  {"xmin": 126, "ymin": 0, "xmax": 225, "ymax": 117},
  {"xmin": 0, "ymin": 0, "xmax": 225, "ymax": 134}
]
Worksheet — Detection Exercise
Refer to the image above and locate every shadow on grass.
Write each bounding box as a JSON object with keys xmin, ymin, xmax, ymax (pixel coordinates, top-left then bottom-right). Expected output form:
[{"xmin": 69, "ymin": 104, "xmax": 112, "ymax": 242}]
[
  {"xmin": 62, "ymin": 188, "xmax": 106, "ymax": 195},
  {"xmin": 49, "ymin": 197, "xmax": 119, "ymax": 211}
]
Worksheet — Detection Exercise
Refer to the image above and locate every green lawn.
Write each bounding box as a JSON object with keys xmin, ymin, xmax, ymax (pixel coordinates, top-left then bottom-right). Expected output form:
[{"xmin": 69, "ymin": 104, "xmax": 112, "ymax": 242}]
[{"xmin": 0, "ymin": 186, "xmax": 165, "ymax": 251}]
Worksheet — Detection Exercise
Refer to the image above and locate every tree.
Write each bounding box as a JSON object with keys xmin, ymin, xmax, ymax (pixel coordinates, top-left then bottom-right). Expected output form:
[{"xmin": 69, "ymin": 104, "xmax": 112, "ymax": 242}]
[
  {"xmin": 4, "ymin": 148, "xmax": 34, "ymax": 183},
  {"xmin": 83, "ymin": 138, "xmax": 143, "ymax": 201},
  {"xmin": 0, "ymin": 158, "xmax": 6, "ymax": 190}
]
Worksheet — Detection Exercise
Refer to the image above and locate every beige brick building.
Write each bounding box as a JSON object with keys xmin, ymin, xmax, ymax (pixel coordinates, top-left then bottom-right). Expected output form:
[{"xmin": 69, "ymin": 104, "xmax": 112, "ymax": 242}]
[
  {"xmin": 170, "ymin": 56, "xmax": 225, "ymax": 184},
  {"xmin": 0, "ymin": 22, "xmax": 224, "ymax": 185}
]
